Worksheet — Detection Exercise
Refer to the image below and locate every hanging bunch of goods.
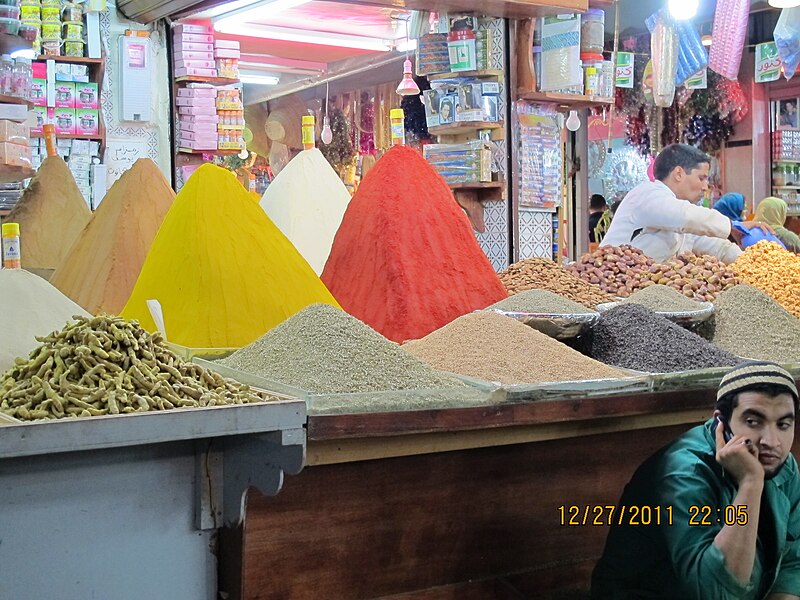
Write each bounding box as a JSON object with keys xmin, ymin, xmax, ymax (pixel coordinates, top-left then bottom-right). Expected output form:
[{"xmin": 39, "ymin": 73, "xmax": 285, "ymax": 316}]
[{"xmin": 318, "ymin": 106, "xmax": 356, "ymax": 179}]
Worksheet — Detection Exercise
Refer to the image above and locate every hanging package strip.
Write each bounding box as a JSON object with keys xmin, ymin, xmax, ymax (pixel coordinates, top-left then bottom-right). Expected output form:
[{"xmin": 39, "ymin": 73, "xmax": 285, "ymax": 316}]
[
  {"xmin": 774, "ymin": 7, "xmax": 800, "ymax": 80},
  {"xmin": 646, "ymin": 10, "xmax": 678, "ymax": 108},
  {"xmin": 708, "ymin": 0, "xmax": 749, "ymax": 79},
  {"xmin": 674, "ymin": 20, "xmax": 708, "ymax": 86}
]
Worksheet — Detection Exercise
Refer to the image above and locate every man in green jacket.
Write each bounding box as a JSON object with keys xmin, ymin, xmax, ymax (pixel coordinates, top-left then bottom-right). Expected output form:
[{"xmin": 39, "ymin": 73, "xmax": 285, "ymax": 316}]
[{"xmin": 592, "ymin": 361, "xmax": 800, "ymax": 599}]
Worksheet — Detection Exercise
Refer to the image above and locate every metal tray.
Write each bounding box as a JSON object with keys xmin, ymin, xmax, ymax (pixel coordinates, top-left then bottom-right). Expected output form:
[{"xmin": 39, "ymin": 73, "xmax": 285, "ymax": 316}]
[
  {"xmin": 482, "ymin": 308, "xmax": 600, "ymax": 340},
  {"xmin": 596, "ymin": 301, "xmax": 715, "ymax": 325},
  {"xmin": 166, "ymin": 342, "xmax": 239, "ymax": 361},
  {"xmin": 195, "ymin": 358, "xmax": 503, "ymax": 415}
]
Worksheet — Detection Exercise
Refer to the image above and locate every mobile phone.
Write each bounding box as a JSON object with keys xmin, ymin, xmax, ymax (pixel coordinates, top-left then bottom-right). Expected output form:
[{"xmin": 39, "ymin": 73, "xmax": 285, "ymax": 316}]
[{"xmin": 714, "ymin": 416, "xmax": 734, "ymax": 443}]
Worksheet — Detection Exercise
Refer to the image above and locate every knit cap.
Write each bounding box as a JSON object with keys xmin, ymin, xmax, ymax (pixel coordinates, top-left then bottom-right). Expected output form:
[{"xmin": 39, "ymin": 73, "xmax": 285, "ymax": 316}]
[{"xmin": 717, "ymin": 361, "xmax": 798, "ymax": 403}]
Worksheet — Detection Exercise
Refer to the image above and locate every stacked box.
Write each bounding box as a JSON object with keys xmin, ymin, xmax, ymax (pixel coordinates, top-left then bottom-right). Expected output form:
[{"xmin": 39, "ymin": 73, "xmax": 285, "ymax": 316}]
[
  {"xmin": 216, "ymin": 87, "xmax": 244, "ymax": 150},
  {"xmin": 177, "ymin": 85, "xmax": 218, "ymax": 150},
  {"xmin": 773, "ymin": 130, "xmax": 800, "ymax": 161},
  {"xmin": 173, "ymin": 23, "xmax": 217, "ymax": 77},
  {"xmin": 68, "ymin": 151, "xmax": 92, "ymax": 207},
  {"xmin": 0, "ymin": 118, "xmax": 31, "ymax": 169},
  {"xmin": 417, "ymin": 33, "xmax": 450, "ymax": 76},
  {"xmin": 422, "ymin": 141, "xmax": 492, "ymax": 184},
  {"xmin": 214, "ymin": 39, "xmax": 240, "ymax": 79}
]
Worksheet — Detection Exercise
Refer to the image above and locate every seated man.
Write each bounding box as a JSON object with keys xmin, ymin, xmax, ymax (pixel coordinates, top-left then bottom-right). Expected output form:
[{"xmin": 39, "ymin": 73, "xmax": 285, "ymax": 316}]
[{"xmin": 592, "ymin": 361, "xmax": 800, "ymax": 599}]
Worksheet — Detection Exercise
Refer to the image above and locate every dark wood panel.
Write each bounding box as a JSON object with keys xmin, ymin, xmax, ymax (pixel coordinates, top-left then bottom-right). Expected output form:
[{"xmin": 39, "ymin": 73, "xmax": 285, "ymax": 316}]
[
  {"xmin": 227, "ymin": 423, "xmax": 691, "ymax": 600},
  {"xmin": 308, "ymin": 389, "xmax": 715, "ymax": 441}
]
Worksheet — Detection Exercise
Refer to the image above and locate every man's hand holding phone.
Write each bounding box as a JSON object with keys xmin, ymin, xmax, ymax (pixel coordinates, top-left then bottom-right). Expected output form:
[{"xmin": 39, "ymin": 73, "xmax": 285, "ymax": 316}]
[{"xmin": 715, "ymin": 418, "xmax": 764, "ymax": 485}]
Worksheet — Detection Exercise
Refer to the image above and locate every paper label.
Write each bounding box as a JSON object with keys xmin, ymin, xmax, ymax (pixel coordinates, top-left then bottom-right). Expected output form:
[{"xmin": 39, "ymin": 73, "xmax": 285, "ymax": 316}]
[
  {"xmin": 686, "ymin": 68, "xmax": 707, "ymax": 89},
  {"xmin": 756, "ymin": 41, "xmax": 782, "ymax": 83},
  {"xmin": 615, "ymin": 52, "xmax": 634, "ymax": 88}
]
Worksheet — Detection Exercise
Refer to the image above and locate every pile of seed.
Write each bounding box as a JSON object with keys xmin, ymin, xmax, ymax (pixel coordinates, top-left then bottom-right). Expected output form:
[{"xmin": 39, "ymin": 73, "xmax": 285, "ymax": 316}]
[
  {"xmin": 403, "ymin": 311, "xmax": 625, "ymax": 385},
  {"xmin": 488, "ymin": 289, "xmax": 594, "ymax": 314},
  {"xmin": 733, "ymin": 241, "xmax": 800, "ymax": 317},
  {"xmin": 498, "ymin": 258, "xmax": 614, "ymax": 308},
  {"xmin": 0, "ymin": 315, "xmax": 272, "ymax": 421},
  {"xmin": 641, "ymin": 252, "xmax": 738, "ymax": 302},
  {"xmin": 622, "ymin": 284, "xmax": 705, "ymax": 312},
  {"xmin": 710, "ymin": 284, "xmax": 800, "ymax": 363},
  {"xmin": 589, "ymin": 304, "xmax": 738, "ymax": 373},
  {"xmin": 566, "ymin": 245, "xmax": 654, "ymax": 297},
  {"xmin": 220, "ymin": 303, "xmax": 464, "ymax": 394}
]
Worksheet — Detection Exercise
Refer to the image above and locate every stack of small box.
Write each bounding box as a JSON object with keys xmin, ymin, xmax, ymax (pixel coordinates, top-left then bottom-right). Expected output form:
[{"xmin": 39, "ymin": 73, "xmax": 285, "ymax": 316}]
[
  {"xmin": 30, "ymin": 59, "xmax": 99, "ymax": 138},
  {"xmin": 216, "ymin": 87, "xmax": 244, "ymax": 151},
  {"xmin": 214, "ymin": 39, "xmax": 240, "ymax": 79},
  {"xmin": 422, "ymin": 141, "xmax": 492, "ymax": 184},
  {"xmin": 0, "ymin": 120, "xmax": 32, "ymax": 170},
  {"xmin": 177, "ymin": 85, "xmax": 218, "ymax": 151},
  {"xmin": 773, "ymin": 130, "xmax": 800, "ymax": 161},
  {"xmin": 174, "ymin": 23, "xmax": 217, "ymax": 78},
  {"xmin": 68, "ymin": 141, "xmax": 93, "ymax": 207}
]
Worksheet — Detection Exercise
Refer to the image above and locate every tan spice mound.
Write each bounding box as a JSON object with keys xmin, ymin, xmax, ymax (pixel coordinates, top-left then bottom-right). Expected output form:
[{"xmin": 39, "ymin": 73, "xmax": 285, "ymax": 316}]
[
  {"xmin": 732, "ymin": 241, "xmax": 800, "ymax": 318},
  {"xmin": 50, "ymin": 159, "xmax": 176, "ymax": 315},
  {"xmin": 4, "ymin": 156, "xmax": 91, "ymax": 272},
  {"xmin": 404, "ymin": 311, "xmax": 625, "ymax": 385},
  {"xmin": 498, "ymin": 258, "xmax": 614, "ymax": 308}
]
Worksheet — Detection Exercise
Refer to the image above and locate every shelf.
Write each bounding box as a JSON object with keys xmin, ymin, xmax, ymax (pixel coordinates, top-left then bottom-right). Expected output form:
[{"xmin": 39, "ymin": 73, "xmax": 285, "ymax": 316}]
[
  {"xmin": 518, "ymin": 90, "xmax": 615, "ymax": 109},
  {"xmin": 178, "ymin": 147, "xmax": 242, "ymax": 156},
  {"xmin": 32, "ymin": 133, "xmax": 103, "ymax": 141},
  {"xmin": 774, "ymin": 159, "xmax": 800, "ymax": 164},
  {"xmin": 0, "ymin": 32, "xmax": 31, "ymax": 56},
  {"xmin": 176, "ymin": 75, "xmax": 239, "ymax": 86},
  {"xmin": 448, "ymin": 181, "xmax": 504, "ymax": 190},
  {"xmin": 428, "ymin": 121, "xmax": 503, "ymax": 136},
  {"xmin": 427, "ymin": 69, "xmax": 504, "ymax": 81},
  {"xmin": 0, "ymin": 164, "xmax": 34, "ymax": 184},
  {"xmin": 0, "ymin": 94, "xmax": 32, "ymax": 109},
  {"xmin": 36, "ymin": 56, "xmax": 104, "ymax": 65},
  {"xmin": 774, "ymin": 186, "xmax": 800, "ymax": 190}
]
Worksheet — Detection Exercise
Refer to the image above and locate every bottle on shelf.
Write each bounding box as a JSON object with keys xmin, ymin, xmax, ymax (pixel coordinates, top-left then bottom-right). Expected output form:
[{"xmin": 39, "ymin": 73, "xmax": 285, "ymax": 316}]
[{"xmin": 0, "ymin": 55, "xmax": 13, "ymax": 96}]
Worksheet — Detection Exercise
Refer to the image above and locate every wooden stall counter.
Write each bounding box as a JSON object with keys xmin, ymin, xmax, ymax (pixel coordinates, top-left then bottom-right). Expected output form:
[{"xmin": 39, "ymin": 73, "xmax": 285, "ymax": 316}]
[{"xmin": 218, "ymin": 384, "xmax": 741, "ymax": 600}]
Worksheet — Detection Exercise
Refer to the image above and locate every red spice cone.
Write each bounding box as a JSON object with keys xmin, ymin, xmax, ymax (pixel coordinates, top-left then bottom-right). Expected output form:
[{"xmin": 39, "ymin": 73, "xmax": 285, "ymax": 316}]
[{"xmin": 321, "ymin": 145, "xmax": 507, "ymax": 343}]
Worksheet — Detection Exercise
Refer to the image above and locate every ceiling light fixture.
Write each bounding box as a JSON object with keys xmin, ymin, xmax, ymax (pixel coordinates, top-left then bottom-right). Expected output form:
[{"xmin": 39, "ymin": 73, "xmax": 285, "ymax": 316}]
[
  {"xmin": 213, "ymin": 0, "xmax": 312, "ymax": 30},
  {"xmin": 668, "ymin": 0, "xmax": 699, "ymax": 20},
  {"xmin": 769, "ymin": 0, "xmax": 800, "ymax": 7},
  {"xmin": 396, "ymin": 17, "xmax": 419, "ymax": 97},
  {"xmin": 239, "ymin": 72, "xmax": 281, "ymax": 85},
  {"xmin": 213, "ymin": 22, "xmax": 392, "ymax": 52}
]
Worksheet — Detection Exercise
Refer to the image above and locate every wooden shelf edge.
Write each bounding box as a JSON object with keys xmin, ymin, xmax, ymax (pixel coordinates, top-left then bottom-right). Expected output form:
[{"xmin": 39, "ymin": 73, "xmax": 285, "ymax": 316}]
[
  {"xmin": 429, "ymin": 121, "xmax": 503, "ymax": 135},
  {"xmin": 517, "ymin": 90, "xmax": 614, "ymax": 109},
  {"xmin": 0, "ymin": 164, "xmax": 34, "ymax": 184},
  {"xmin": 427, "ymin": 69, "xmax": 504, "ymax": 81},
  {"xmin": 176, "ymin": 75, "xmax": 239, "ymax": 86},
  {"xmin": 449, "ymin": 181, "xmax": 504, "ymax": 190},
  {"xmin": 31, "ymin": 133, "xmax": 103, "ymax": 141},
  {"xmin": 178, "ymin": 147, "xmax": 241, "ymax": 156},
  {"xmin": 0, "ymin": 94, "xmax": 33, "ymax": 109},
  {"xmin": 36, "ymin": 56, "xmax": 104, "ymax": 65}
]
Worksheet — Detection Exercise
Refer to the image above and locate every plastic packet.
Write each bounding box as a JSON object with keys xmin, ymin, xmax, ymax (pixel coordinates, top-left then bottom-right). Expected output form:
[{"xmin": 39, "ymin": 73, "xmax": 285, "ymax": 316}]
[
  {"xmin": 708, "ymin": 0, "xmax": 750, "ymax": 79},
  {"xmin": 646, "ymin": 10, "xmax": 678, "ymax": 108},
  {"xmin": 674, "ymin": 20, "xmax": 708, "ymax": 85},
  {"xmin": 774, "ymin": 7, "xmax": 800, "ymax": 80}
]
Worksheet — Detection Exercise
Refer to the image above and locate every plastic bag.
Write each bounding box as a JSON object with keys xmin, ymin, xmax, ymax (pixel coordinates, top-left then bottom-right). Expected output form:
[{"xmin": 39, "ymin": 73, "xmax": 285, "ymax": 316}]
[
  {"xmin": 708, "ymin": 0, "xmax": 749, "ymax": 79},
  {"xmin": 731, "ymin": 222, "xmax": 787, "ymax": 250},
  {"xmin": 646, "ymin": 10, "xmax": 678, "ymax": 107},
  {"xmin": 674, "ymin": 20, "xmax": 708, "ymax": 86},
  {"xmin": 774, "ymin": 7, "xmax": 800, "ymax": 80}
]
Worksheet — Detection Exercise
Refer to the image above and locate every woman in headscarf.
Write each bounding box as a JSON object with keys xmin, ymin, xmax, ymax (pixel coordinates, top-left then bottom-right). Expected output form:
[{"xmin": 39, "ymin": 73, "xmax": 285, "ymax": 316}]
[
  {"xmin": 712, "ymin": 193, "xmax": 745, "ymax": 221},
  {"xmin": 755, "ymin": 196, "xmax": 800, "ymax": 253}
]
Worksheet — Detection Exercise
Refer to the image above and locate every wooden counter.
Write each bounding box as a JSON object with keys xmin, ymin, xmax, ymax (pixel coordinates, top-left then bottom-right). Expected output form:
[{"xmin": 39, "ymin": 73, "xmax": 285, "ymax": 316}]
[{"xmin": 218, "ymin": 387, "xmax": 737, "ymax": 599}]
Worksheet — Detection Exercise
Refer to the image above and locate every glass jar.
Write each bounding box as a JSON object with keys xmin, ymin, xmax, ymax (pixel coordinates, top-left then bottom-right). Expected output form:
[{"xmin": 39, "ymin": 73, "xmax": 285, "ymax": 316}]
[
  {"xmin": 774, "ymin": 163, "xmax": 786, "ymax": 187},
  {"xmin": 0, "ymin": 54, "xmax": 14, "ymax": 96},
  {"xmin": 581, "ymin": 8, "xmax": 605, "ymax": 54},
  {"xmin": 11, "ymin": 57, "xmax": 31, "ymax": 100}
]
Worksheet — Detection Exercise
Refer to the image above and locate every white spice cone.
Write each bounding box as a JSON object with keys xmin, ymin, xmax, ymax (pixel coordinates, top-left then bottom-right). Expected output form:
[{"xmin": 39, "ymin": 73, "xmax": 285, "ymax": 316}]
[{"xmin": 260, "ymin": 148, "xmax": 351, "ymax": 275}]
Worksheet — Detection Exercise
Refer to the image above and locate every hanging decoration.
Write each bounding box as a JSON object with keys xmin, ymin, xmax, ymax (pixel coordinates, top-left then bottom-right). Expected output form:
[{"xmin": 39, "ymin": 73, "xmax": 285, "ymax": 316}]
[
  {"xmin": 603, "ymin": 145, "xmax": 649, "ymax": 198},
  {"xmin": 674, "ymin": 19, "xmax": 708, "ymax": 85},
  {"xmin": 646, "ymin": 10, "xmax": 679, "ymax": 108},
  {"xmin": 774, "ymin": 7, "xmax": 800, "ymax": 80},
  {"xmin": 358, "ymin": 91, "xmax": 376, "ymax": 155},
  {"xmin": 708, "ymin": 0, "xmax": 750, "ymax": 79},
  {"xmin": 401, "ymin": 75, "xmax": 431, "ymax": 147}
]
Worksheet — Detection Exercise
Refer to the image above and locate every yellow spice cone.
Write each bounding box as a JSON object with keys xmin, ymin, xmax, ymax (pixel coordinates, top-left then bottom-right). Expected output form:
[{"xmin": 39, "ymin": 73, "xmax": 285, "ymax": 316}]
[{"xmin": 121, "ymin": 163, "xmax": 339, "ymax": 348}]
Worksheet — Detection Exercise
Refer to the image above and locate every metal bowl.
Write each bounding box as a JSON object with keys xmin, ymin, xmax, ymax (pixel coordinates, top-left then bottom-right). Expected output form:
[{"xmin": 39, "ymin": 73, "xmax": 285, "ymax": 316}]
[
  {"xmin": 483, "ymin": 308, "xmax": 600, "ymax": 340},
  {"xmin": 595, "ymin": 301, "xmax": 715, "ymax": 325}
]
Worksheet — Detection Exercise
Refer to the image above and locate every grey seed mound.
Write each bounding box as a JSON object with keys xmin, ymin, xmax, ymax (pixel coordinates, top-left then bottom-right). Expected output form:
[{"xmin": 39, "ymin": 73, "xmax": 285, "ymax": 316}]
[
  {"xmin": 220, "ymin": 304, "xmax": 465, "ymax": 394},
  {"xmin": 622, "ymin": 284, "xmax": 705, "ymax": 312},
  {"xmin": 488, "ymin": 289, "xmax": 593, "ymax": 314},
  {"xmin": 711, "ymin": 284, "xmax": 800, "ymax": 363},
  {"xmin": 404, "ymin": 311, "xmax": 624, "ymax": 384},
  {"xmin": 590, "ymin": 304, "xmax": 738, "ymax": 373}
]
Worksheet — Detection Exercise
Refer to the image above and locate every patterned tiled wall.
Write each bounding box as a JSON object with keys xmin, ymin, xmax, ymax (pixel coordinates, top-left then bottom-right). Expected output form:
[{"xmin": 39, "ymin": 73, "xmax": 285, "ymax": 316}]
[
  {"xmin": 518, "ymin": 209, "xmax": 555, "ymax": 259},
  {"xmin": 475, "ymin": 17, "xmax": 510, "ymax": 272}
]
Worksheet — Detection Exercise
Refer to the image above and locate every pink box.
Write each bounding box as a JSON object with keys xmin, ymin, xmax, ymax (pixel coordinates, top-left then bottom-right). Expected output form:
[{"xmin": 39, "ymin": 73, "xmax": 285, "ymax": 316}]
[
  {"xmin": 31, "ymin": 107, "xmax": 47, "ymax": 134},
  {"xmin": 180, "ymin": 114, "xmax": 219, "ymax": 123},
  {"xmin": 179, "ymin": 119, "xmax": 217, "ymax": 131},
  {"xmin": 179, "ymin": 138, "xmax": 218, "ymax": 150},
  {"xmin": 174, "ymin": 50, "xmax": 214, "ymax": 62},
  {"xmin": 76, "ymin": 109, "xmax": 99, "ymax": 136},
  {"xmin": 0, "ymin": 142, "xmax": 31, "ymax": 168},
  {"xmin": 214, "ymin": 40, "xmax": 240, "ymax": 50},
  {"xmin": 177, "ymin": 88, "xmax": 217, "ymax": 98},
  {"xmin": 214, "ymin": 48, "xmax": 241, "ymax": 59},
  {"xmin": 174, "ymin": 32, "xmax": 214, "ymax": 44},
  {"xmin": 174, "ymin": 42, "xmax": 214, "ymax": 53},
  {"xmin": 173, "ymin": 23, "xmax": 213, "ymax": 35},
  {"xmin": 31, "ymin": 79, "xmax": 46, "ymax": 106},
  {"xmin": 175, "ymin": 67, "xmax": 217, "ymax": 78},
  {"xmin": 178, "ymin": 106, "xmax": 217, "ymax": 116},
  {"xmin": 54, "ymin": 83, "xmax": 76, "ymax": 109},
  {"xmin": 75, "ymin": 83, "xmax": 99, "ymax": 109},
  {"xmin": 175, "ymin": 97, "xmax": 216, "ymax": 107},
  {"xmin": 179, "ymin": 130, "xmax": 219, "ymax": 141},
  {"xmin": 53, "ymin": 108, "xmax": 76, "ymax": 135},
  {"xmin": 0, "ymin": 119, "xmax": 29, "ymax": 145},
  {"xmin": 32, "ymin": 61, "xmax": 46, "ymax": 79},
  {"xmin": 175, "ymin": 59, "xmax": 216, "ymax": 70}
]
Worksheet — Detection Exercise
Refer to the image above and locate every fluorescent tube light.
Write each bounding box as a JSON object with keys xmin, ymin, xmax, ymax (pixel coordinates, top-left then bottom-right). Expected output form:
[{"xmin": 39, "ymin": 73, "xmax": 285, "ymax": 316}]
[
  {"xmin": 214, "ymin": 22, "xmax": 392, "ymax": 52},
  {"xmin": 239, "ymin": 71, "xmax": 280, "ymax": 85},
  {"xmin": 395, "ymin": 38, "xmax": 417, "ymax": 52},
  {"xmin": 10, "ymin": 48, "xmax": 35, "ymax": 59},
  {"xmin": 213, "ymin": 0, "xmax": 312, "ymax": 29},
  {"xmin": 769, "ymin": 0, "xmax": 800, "ymax": 7}
]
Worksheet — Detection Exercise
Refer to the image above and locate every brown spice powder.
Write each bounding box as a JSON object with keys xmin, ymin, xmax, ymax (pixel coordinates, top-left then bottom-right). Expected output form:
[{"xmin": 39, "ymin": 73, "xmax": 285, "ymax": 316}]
[
  {"xmin": 404, "ymin": 311, "xmax": 625, "ymax": 385},
  {"xmin": 51, "ymin": 159, "xmax": 175, "ymax": 315},
  {"xmin": 4, "ymin": 156, "xmax": 91, "ymax": 272}
]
